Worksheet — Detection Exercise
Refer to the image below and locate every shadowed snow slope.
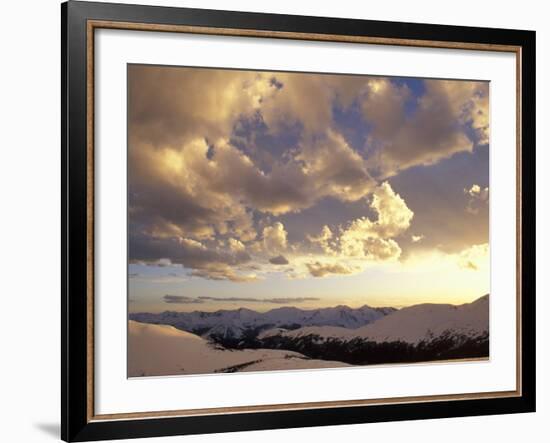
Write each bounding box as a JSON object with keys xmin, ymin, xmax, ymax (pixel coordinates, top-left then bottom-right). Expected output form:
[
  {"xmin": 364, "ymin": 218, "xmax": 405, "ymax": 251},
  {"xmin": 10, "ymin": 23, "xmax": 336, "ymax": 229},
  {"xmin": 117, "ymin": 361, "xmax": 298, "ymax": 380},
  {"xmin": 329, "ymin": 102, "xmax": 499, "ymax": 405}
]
[
  {"xmin": 128, "ymin": 320, "xmax": 349, "ymax": 377},
  {"xmin": 354, "ymin": 294, "xmax": 489, "ymax": 344}
]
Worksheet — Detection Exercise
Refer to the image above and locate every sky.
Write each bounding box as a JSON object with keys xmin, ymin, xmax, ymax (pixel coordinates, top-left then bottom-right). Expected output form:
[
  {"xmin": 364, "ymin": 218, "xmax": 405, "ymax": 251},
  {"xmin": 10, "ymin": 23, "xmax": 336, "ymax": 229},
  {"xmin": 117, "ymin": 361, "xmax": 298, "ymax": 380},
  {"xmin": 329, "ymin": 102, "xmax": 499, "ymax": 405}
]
[{"xmin": 127, "ymin": 64, "xmax": 490, "ymax": 313}]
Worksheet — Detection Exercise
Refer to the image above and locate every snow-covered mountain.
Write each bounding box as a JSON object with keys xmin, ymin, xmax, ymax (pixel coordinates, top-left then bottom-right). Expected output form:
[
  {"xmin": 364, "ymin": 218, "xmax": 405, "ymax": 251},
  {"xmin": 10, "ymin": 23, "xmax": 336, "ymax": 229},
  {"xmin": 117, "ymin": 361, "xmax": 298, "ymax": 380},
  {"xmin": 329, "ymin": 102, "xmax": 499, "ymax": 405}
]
[
  {"xmin": 128, "ymin": 320, "xmax": 350, "ymax": 377},
  {"xmin": 130, "ymin": 304, "xmax": 396, "ymax": 342},
  {"xmin": 261, "ymin": 295, "xmax": 489, "ymax": 345},
  {"xmin": 256, "ymin": 295, "xmax": 489, "ymax": 365}
]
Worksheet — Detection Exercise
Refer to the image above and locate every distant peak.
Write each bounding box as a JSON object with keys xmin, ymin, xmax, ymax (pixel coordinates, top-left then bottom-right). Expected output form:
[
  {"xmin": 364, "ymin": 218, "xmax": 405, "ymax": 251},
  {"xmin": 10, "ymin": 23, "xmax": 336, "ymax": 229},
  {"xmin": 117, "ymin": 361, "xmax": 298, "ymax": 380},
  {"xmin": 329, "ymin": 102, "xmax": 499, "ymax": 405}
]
[{"xmin": 471, "ymin": 294, "xmax": 490, "ymax": 304}]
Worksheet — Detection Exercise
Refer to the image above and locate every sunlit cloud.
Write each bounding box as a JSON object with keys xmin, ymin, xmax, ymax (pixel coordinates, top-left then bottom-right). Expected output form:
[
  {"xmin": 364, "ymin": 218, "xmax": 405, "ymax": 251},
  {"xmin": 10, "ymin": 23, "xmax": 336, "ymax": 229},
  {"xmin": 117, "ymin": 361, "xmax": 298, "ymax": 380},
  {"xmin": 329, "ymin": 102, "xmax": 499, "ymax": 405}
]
[
  {"xmin": 411, "ymin": 235, "xmax": 424, "ymax": 243},
  {"xmin": 465, "ymin": 184, "xmax": 489, "ymax": 214},
  {"xmin": 306, "ymin": 261, "xmax": 356, "ymax": 278},
  {"xmin": 457, "ymin": 243, "xmax": 490, "ymax": 271}
]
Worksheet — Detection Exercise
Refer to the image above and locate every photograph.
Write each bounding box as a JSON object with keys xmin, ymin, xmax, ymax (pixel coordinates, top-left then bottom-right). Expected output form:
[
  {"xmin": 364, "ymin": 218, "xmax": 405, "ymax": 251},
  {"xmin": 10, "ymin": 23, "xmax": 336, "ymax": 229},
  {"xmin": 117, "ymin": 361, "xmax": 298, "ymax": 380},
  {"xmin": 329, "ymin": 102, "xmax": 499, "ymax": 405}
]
[{"xmin": 127, "ymin": 65, "xmax": 491, "ymax": 377}]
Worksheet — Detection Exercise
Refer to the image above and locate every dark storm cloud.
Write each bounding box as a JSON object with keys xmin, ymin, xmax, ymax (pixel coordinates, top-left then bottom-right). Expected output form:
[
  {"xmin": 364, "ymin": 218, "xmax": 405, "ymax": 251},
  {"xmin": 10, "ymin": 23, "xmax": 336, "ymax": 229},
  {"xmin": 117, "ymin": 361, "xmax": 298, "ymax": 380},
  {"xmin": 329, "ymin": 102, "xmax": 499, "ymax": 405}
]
[{"xmin": 269, "ymin": 255, "xmax": 289, "ymax": 265}]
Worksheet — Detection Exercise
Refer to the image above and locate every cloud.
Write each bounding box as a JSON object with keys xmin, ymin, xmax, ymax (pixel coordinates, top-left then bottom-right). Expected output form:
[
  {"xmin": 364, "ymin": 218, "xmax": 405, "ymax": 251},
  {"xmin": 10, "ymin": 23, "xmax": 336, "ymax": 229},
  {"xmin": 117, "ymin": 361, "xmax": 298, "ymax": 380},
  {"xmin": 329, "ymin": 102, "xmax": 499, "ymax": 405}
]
[
  {"xmin": 129, "ymin": 65, "xmax": 272, "ymax": 147},
  {"xmin": 259, "ymin": 71, "xmax": 367, "ymax": 134},
  {"xmin": 151, "ymin": 258, "xmax": 174, "ymax": 267},
  {"xmin": 306, "ymin": 261, "xmax": 356, "ymax": 277},
  {"xmin": 198, "ymin": 296, "xmax": 320, "ymax": 304},
  {"xmin": 163, "ymin": 295, "xmax": 204, "ymax": 304},
  {"xmin": 129, "ymin": 231, "xmax": 254, "ymax": 282},
  {"xmin": 361, "ymin": 237, "xmax": 401, "ymax": 260},
  {"xmin": 361, "ymin": 79, "xmax": 410, "ymax": 138},
  {"xmin": 465, "ymin": 184, "xmax": 489, "ymax": 201},
  {"xmin": 130, "ymin": 233, "xmax": 251, "ymax": 268},
  {"xmin": 465, "ymin": 184, "xmax": 489, "ymax": 214},
  {"xmin": 457, "ymin": 243, "xmax": 489, "ymax": 271},
  {"xmin": 308, "ymin": 225, "xmax": 336, "ymax": 254},
  {"xmin": 442, "ymin": 80, "xmax": 489, "ymax": 145},
  {"xmin": 262, "ymin": 222, "xmax": 288, "ymax": 253},
  {"xmin": 129, "ymin": 137, "xmax": 258, "ymax": 240},
  {"xmin": 268, "ymin": 297, "xmax": 319, "ymax": 304},
  {"xmin": 339, "ymin": 182, "xmax": 413, "ymax": 260},
  {"xmin": 227, "ymin": 238, "xmax": 245, "ymax": 253},
  {"xmin": 363, "ymin": 79, "xmax": 489, "ymax": 176},
  {"xmin": 132, "ymin": 274, "xmax": 188, "ymax": 284},
  {"xmin": 190, "ymin": 265, "xmax": 258, "ymax": 283},
  {"xmin": 411, "ymin": 234, "xmax": 424, "ymax": 243},
  {"xmin": 295, "ymin": 129, "xmax": 375, "ymax": 203},
  {"xmin": 269, "ymin": 255, "xmax": 289, "ymax": 265},
  {"xmin": 369, "ymin": 181, "xmax": 415, "ymax": 237}
]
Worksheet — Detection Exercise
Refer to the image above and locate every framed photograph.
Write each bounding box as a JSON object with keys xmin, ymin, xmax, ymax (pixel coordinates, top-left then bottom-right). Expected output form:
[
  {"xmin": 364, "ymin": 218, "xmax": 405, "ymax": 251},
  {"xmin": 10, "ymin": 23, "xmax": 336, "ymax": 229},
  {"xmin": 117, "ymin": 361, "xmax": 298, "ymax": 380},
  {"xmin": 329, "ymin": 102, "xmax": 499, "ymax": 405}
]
[{"xmin": 62, "ymin": 1, "xmax": 536, "ymax": 441}]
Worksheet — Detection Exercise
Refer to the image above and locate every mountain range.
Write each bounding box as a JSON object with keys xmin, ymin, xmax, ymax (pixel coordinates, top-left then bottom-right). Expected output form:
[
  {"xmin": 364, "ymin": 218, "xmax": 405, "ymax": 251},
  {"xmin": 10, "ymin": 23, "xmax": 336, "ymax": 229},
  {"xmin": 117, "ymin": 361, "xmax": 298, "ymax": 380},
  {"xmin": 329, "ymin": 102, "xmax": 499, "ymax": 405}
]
[
  {"xmin": 129, "ymin": 295, "xmax": 489, "ymax": 374},
  {"xmin": 260, "ymin": 295, "xmax": 489, "ymax": 344},
  {"xmin": 256, "ymin": 295, "xmax": 489, "ymax": 365},
  {"xmin": 130, "ymin": 304, "xmax": 396, "ymax": 345}
]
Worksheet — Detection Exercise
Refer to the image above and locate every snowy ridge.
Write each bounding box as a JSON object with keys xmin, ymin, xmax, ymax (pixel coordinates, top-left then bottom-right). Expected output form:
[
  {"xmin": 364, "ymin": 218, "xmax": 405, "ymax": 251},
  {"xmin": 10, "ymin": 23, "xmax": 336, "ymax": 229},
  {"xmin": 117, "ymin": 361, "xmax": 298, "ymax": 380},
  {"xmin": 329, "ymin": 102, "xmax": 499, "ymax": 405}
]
[
  {"xmin": 261, "ymin": 295, "xmax": 489, "ymax": 345},
  {"xmin": 128, "ymin": 320, "xmax": 350, "ymax": 377}
]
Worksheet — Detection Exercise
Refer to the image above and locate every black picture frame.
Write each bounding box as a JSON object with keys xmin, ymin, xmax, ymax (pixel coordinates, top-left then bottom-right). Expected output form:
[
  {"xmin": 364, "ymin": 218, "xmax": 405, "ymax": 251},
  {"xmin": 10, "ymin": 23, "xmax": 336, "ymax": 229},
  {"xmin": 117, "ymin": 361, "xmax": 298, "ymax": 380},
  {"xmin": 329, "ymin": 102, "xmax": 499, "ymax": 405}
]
[{"xmin": 62, "ymin": 1, "xmax": 536, "ymax": 441}]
